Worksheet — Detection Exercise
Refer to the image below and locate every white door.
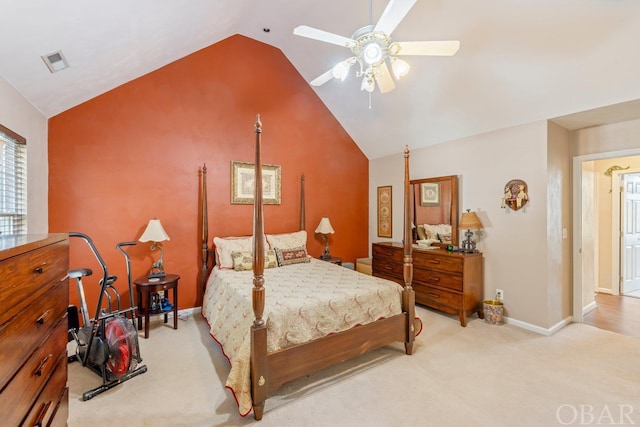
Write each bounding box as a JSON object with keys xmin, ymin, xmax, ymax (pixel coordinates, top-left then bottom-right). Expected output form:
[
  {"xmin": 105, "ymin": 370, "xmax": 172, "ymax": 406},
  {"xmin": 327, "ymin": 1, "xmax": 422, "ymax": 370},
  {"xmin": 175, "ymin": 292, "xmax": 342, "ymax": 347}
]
[{"xmin": 621, "ymin": 173, "xmax": 640, "ymax": 296}]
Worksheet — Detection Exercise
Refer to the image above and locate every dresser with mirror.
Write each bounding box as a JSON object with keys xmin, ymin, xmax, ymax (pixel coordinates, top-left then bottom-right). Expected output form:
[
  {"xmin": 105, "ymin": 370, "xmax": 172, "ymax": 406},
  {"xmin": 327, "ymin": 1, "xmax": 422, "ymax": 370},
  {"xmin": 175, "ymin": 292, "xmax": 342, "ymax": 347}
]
[{"xmin": 372, "ymin": 175, "xmax": 484, "ymax": 326}]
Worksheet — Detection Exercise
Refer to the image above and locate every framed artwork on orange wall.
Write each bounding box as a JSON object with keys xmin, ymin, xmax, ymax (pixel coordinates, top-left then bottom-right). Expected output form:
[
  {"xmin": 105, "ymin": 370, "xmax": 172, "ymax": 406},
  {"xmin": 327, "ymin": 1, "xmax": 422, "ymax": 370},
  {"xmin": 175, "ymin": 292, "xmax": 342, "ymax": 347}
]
[{"xmin": 377, "ymin": 185, "xmax": 392, "ymax": 238}]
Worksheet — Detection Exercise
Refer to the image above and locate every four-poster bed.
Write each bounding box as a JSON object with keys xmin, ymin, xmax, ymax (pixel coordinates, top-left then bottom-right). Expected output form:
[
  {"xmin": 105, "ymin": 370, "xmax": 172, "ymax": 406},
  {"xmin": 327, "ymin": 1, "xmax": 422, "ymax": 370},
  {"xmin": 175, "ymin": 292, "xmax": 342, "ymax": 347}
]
[{"xmin": 200, "ymin": 116, "xmax": 416, "ymax": 420}]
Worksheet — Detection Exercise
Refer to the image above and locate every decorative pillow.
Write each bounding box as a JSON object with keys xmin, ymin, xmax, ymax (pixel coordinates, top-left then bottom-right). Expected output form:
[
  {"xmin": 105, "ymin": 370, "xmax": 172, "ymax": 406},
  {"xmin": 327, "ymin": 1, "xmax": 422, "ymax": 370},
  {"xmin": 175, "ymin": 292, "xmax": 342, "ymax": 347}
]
[
  {"xmin": 274, "ymin": 246, "xmax": 310, "ymax": 266},
  {"xmin": 438, "ymin": 233, "xmax": 452, "ymax": 243},
  {"xmin": 231, "ymin": 250, "xmax": 278, "ymax": 271},
  {"xmin": 266, "ymin": 231, "xmax": 307, "ymax": 250}
]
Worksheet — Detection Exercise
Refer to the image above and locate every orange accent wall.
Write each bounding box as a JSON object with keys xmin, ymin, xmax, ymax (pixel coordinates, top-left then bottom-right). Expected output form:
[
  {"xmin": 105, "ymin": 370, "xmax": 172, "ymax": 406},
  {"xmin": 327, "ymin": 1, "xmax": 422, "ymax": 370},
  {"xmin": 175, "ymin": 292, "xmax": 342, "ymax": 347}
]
[{"xmin": 48, "ymin": 35, "xmax": 369, "ymax": 312}]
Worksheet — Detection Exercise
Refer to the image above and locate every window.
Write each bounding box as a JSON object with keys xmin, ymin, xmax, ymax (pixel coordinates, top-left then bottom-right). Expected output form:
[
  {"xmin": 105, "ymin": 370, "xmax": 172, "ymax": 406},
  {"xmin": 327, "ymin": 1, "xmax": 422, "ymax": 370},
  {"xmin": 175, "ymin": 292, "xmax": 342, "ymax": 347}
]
[{"xmin": 0, "ymin": 124, "xmax": 27, "ymax": 235}]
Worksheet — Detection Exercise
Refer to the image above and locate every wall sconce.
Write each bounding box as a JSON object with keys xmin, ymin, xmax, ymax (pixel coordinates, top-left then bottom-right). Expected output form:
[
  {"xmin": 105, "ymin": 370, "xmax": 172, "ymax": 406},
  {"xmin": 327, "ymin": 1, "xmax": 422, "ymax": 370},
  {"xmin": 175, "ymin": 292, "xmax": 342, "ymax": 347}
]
[
  {"xmin": 139, "ymin": 218, "xmax": 170, "ymax": 278},
  {"xmin": 459, "ymin": 210, "xmax": 483, "ymax": 253},
  {"xmin": 315, "ymin": 217, "xmax": 335, "ymax": 260}
]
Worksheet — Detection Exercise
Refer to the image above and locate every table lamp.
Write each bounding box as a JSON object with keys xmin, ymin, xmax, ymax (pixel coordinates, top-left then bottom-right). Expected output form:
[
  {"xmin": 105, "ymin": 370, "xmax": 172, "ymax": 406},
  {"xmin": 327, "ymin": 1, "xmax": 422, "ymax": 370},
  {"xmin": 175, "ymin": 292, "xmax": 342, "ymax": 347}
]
[
  {"xmin": 315, "ymin": 217, "xmax": 335, "ymax": 260},
  {"xmin": 459, "ymin": 210, "xmax": 483, "ymax": 253},
  {"xmin": 139, "ymin": 218, "xmax": 170, "ymax": 278}
]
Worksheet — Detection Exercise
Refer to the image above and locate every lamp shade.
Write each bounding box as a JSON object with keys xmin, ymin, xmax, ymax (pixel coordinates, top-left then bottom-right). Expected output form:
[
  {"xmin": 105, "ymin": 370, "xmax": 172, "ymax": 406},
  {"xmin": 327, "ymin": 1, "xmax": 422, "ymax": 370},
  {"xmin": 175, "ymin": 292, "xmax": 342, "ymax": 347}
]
[
  {"xmin": 315, "ymin": 217, "xmax": 335, "ymax": 234},
  {"xmin": 459, "ymin": 211, "xmax": 483, "ymax": 230},
  {"xmin": 139, "ymin": 219, "xmax": 170, "ymax": 242}
]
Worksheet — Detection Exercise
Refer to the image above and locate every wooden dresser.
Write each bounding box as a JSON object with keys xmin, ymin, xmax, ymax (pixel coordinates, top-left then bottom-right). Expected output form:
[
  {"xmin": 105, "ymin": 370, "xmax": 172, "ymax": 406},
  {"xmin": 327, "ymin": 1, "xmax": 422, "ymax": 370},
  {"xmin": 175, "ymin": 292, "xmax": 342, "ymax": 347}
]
[
  {"xmin": 0, "ymin": 234, "xmax": 69, "ymax": 427},
  {"xmin": 372, "ymin": 242, "xmax": 483, "ymax": 326}
]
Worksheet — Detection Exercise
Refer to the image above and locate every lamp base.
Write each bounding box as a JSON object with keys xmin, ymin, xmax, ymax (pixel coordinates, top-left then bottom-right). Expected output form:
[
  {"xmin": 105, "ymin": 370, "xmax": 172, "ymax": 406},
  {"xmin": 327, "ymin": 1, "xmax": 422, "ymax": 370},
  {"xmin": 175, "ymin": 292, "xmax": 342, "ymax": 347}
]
[
  {"xmin": 320, "ymin": 254, "xmax": 332, "ymax": 260},
  {"xmin": 461, "ymin": 229, "xmax": 477, "ymax": 253},
  {"xmin": 148, "ymin": 272, "xmax": 166, "ymax": 279}
]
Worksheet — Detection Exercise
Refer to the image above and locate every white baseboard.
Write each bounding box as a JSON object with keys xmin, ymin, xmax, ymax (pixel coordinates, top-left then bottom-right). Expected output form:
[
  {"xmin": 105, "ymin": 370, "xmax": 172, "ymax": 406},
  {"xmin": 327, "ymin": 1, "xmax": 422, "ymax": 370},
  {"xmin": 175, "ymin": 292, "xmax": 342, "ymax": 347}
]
[
  {"xmin": 504, "ymin": 315, "xmax": 573, "ymax": 336},
  {"xmin": 596, "ymin": 287, "xmax": 613, "ymax": 294},
  {"xmin": 582, "ymin": 301, "xmax": 597, "ymax": 316},
  {"xmin": 150, "ymin": 306, "xmax": 201, "ymax": 321}
]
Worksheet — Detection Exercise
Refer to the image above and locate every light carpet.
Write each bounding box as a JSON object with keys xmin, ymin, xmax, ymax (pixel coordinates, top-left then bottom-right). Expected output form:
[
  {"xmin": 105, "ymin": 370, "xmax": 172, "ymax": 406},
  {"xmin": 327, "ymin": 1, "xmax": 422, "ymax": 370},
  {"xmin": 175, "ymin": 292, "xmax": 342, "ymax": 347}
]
[{"xmin": 67, "ymin": 306, "xmax": 640, "ymax": 427}]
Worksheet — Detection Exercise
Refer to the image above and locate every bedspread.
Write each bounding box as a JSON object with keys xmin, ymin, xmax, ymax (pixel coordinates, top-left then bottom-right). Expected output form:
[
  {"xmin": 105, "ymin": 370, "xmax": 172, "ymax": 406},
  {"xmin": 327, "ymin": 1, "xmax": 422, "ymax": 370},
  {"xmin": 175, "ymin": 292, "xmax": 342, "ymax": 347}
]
[{"xmin": 201, "ymin": 258, "xmax": 410, "ymax": 416}]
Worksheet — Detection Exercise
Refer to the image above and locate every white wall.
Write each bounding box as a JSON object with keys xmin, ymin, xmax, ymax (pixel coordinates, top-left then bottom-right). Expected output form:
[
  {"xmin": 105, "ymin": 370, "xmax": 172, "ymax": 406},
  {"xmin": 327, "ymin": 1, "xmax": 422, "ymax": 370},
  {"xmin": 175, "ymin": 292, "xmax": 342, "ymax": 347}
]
[
  {"xmin": 546, "ymin": 122, "xmax": 572, "ymax": 327},
  {"xmin": 0, "ymin": 75, "xmax": 49, "ymax": 233},
  {"xmin": 370, "ymin": 120, "xmax": 570, "ymax": 330}
]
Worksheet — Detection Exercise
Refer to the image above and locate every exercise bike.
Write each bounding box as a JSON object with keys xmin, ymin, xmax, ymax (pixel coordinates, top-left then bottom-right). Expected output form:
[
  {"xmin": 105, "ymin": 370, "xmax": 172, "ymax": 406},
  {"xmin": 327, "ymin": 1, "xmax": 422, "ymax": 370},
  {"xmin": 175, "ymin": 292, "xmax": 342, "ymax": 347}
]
[{"xmin": 67, "ymin": 232, "xmax": 147, "ymax": 401}]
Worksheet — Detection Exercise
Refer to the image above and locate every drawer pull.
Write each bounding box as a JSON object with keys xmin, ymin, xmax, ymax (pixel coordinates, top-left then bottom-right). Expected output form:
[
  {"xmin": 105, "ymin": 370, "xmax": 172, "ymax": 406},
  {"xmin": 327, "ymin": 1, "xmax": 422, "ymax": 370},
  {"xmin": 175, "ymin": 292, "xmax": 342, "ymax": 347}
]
[
  {"xmin": 34, "ymin": 264, "xmax": 46, "ymax": 274},
  {"xmin": 428, "ymin": 293, "xmax": 440, "ymax": 298},
  {"xmin": 429, "ymin": 260, "xmax": 441, "ymax": 265},
  {"xmin": 32, "ymin": 401, "xmax": 52, "ymax": 427},
  {"xmin": 35, "ymin": 309, "xmax": 53, "ymax": 325},
  {"xmin": 383, "ymin": 265, "xmax": 393, "ymax": 271},
  {"xmin": 34, "ymin": 354, "xmax": 52, "ymax": 377},
  {"xmin": 429, "ymin": 277, "xmax": 441, "ymax": 282}
]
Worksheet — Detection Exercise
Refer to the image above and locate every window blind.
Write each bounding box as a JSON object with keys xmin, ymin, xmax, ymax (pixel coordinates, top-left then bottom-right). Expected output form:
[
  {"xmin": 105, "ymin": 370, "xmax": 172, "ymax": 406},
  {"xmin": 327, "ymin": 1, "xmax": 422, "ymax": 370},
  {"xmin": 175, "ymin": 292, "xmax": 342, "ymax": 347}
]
[{"xmin": 0, "ymin": 125, "xmax": 27, "ymax": 235}]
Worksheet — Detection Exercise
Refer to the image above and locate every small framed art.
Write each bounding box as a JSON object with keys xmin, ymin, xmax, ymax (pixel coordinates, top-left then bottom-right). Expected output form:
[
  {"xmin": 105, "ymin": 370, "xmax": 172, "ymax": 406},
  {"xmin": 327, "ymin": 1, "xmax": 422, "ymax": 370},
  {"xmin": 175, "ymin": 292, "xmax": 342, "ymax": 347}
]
[
  {"xmin": 231, "ymin": 161, "xmax": 281, "ymax": 205},
  {"xmin": 420, "ymin": 182, "xmax": 440, "ymax": 207},
  {"xmin": 377, "ymin": 185, "xmax": 392, "ymax": 238}
]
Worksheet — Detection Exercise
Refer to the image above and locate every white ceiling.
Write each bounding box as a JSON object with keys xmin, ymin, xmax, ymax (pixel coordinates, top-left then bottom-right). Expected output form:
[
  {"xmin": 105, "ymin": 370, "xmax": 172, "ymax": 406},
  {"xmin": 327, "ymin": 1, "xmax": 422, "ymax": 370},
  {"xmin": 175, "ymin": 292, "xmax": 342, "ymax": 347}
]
[{"xmin": 2, "ymin": 0, "xmax": 640, "ymax": 159}]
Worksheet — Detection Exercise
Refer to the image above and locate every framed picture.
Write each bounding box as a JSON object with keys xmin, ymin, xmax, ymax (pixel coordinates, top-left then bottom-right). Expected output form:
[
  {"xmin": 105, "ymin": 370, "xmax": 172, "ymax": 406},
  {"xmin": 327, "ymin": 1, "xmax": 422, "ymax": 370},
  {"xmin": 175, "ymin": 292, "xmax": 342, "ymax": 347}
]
[
  {"xmin": 420, "ymin": 182, "xmax": 440, "ymax": 207},
  {"xmin": 231, "ymin": 161, "xmax": 281, "ymax": 205},
  {"xmin": 377, "ymin": 185, "xmax": 392, "ymax": 238}
]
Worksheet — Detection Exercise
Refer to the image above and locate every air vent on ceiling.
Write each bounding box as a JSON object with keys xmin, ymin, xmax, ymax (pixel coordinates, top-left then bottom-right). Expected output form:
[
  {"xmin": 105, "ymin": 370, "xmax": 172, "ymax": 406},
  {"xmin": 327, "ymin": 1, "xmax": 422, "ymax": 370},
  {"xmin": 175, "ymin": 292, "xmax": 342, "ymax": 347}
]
[{"xmin": 41, "ymin": 50, "xmax": 69, "ymax": 73}]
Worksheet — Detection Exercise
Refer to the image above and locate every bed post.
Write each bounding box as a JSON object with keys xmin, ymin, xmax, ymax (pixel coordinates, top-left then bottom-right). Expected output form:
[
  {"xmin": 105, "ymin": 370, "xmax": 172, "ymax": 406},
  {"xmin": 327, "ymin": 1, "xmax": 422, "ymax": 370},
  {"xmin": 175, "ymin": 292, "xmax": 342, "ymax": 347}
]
[
  {"xmin": 200, "ymin": 164, "xmax": 209, "ymax": 293},
  {"xmin": 402, "ymin": 145, "xmax": 416, "ymax": 355},
  {"xmin": 300, "ymin": 174, "xmax": 305, "ymax": 231},
  {"xmin": 250, "ymin": 115, "xmax": 268, "ymax": 420}
]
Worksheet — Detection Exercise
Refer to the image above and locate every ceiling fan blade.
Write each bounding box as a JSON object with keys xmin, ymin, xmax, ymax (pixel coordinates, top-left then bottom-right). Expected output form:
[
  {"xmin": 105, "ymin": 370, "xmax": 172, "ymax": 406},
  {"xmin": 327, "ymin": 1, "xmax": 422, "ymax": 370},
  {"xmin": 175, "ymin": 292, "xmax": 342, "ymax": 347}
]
[
  {"xmin": 394, "ymin": 41, "xmax": 460, "ymax": 56},
  {"xmin": 376, "ymin": 62, "xmax": 396, "ymax": 93},
  {"xmin": 293, "ymin": 25, "xmax": 354, "ymax": 47},
  {"xmin": 374, "ymin": 0, "xmax": 418, "ymax": 35},
  {"xmin": 310, "ymin": 69, "xmax": 335, "ymax": 86}
]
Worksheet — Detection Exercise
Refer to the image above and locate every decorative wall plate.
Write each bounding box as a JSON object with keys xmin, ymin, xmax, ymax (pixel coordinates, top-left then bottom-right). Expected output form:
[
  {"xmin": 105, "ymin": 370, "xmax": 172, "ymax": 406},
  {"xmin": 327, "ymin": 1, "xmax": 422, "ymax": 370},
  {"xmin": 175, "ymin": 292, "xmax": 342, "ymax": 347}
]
[{"xmin": 501, "ymin": 179, "xmax": 528, "ymax": 211}]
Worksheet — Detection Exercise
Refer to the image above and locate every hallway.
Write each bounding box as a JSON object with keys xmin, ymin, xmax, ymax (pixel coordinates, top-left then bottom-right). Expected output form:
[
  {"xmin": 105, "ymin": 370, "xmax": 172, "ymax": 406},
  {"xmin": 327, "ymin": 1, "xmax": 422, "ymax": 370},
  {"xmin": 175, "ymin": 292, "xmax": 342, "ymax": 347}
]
[{"xmin": 583, "ymin": 293, "xmax": 640, "ymax": 339}]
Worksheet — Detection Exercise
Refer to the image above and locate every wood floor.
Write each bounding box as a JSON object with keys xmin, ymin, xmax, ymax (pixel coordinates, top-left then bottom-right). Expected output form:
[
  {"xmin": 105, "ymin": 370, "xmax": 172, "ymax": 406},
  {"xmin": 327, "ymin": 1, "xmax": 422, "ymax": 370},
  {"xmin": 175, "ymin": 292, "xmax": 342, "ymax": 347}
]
[{"xmin": 583, "ymin": 293, "xmax": 640, "ymax": 339}]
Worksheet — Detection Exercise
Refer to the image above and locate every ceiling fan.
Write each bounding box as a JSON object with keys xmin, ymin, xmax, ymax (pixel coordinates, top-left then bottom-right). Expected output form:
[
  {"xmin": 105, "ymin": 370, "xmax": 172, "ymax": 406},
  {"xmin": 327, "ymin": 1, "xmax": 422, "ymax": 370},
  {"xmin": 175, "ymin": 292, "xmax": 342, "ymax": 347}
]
[{"xmin": 293, "ymin": 0, "xmax": 460, "ymax": 94}]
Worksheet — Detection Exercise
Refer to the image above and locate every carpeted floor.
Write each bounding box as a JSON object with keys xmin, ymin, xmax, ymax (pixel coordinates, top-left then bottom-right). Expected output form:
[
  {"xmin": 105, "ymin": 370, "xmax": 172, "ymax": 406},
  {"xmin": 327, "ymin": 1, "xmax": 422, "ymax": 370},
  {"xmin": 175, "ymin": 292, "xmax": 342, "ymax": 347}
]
[{"xmin": 67, "ymin": 306, "xmax": 640, "ymax": 427}]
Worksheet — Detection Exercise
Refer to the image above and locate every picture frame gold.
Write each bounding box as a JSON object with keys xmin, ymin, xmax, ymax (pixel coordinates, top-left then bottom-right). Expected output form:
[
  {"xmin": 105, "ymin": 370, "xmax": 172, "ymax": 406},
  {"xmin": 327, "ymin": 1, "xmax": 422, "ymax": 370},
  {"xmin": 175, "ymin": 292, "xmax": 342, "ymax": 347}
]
[
  {"xmin": 377, "ymin": 185, "xmax": 392, "ymax": 238},
  {"xmin": 420, "ymin": 182, "xmax": 440, "ymax": 207},
  {"xmin": 231, "ymin": 160, "xmax": 281, "ymax": 205}
]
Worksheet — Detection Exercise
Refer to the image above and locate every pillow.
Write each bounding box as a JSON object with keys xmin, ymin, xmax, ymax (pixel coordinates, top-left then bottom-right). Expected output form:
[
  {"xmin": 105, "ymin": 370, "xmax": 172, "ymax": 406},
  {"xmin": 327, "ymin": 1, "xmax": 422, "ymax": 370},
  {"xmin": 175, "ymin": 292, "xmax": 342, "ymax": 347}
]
[
  {"xmin": 275, "ymin": 246, "xmax": 310, "ymax": 266},
  {"xmin": 214, "ymin": 236, "xmax": 268, "ymax": 269},
  {"xmin": 416, "ymin": 225, "xmax": 427, "ymax": 240},
  {"xmin": 422, "ymin": 224, "xmax": 452, "ymax": 241},
  {"xmin": 231, "ymin": 250, "xmax": 278, "ymax": 271},
  {"xmin": 266, "ymin": 231, "xmax": 307, "ymax": 250}
]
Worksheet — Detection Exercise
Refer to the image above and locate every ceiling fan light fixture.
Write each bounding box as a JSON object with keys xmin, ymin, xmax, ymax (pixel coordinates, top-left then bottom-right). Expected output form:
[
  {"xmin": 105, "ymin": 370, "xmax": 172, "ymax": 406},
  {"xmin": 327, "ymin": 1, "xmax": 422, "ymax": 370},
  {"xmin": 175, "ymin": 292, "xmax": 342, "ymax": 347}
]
[
  {"xmin": 360, "ymin": 69, "xmax": 375, "ymax": 92},
  {"xmin": 391, "ymin": 57, "xmax": 410, "ymax": 79},
  {"xmin": 332, "ymin": 60, "xmax": 351, "ymax": 81},
  {"xmin": 363, "ymin": 42, "xmax": 383, "ymax": 65}
]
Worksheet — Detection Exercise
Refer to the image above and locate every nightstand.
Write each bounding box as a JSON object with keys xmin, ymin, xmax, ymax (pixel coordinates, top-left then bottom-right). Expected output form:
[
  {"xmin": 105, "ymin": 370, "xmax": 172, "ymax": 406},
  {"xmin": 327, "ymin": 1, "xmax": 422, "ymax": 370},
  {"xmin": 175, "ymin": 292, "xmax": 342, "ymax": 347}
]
[
  {"xmin": 134, "ymin": 274, "xmax": 180, "ymax": 338},
  {"xmin": 320, "ymin": 256, "xmax": 342, "ymax": 265}
]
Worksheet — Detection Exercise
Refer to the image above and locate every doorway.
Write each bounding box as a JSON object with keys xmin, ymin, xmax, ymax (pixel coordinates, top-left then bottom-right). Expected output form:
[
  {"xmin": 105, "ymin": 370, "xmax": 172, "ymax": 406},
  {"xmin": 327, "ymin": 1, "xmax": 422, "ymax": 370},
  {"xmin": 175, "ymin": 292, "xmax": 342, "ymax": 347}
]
[{"xmin": 573, "ymin": 150, "xmax": 640, "ymax": 323}]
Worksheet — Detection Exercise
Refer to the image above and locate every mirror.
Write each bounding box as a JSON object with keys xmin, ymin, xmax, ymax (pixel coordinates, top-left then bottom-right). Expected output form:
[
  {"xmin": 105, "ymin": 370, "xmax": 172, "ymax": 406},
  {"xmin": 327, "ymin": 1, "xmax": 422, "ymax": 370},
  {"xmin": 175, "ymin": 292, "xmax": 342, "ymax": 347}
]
[{"xmin": 410, "ymin": 175, "xmax": 459, "ymax": 246}]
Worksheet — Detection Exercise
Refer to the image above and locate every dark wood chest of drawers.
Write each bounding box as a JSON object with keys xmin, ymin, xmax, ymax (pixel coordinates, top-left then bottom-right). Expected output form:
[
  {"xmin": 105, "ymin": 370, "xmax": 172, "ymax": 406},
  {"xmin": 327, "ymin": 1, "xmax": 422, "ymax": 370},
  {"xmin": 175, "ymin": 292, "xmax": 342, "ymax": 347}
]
[
  {"xmin": 0, "ymin": 234, "xmax": 69, "ymax": 427},
  {"xmin": 372, "ymin": 242, "xmax": 483, "ymax": 326}
]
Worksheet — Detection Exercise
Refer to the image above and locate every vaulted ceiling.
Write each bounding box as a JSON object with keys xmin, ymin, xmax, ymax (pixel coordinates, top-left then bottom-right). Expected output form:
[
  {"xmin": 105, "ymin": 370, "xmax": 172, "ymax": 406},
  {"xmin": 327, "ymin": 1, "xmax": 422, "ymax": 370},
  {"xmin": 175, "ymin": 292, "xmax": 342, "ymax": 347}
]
[{"xmin": 2, "ymin": 0, "xmax": 640, "ymax": 158}]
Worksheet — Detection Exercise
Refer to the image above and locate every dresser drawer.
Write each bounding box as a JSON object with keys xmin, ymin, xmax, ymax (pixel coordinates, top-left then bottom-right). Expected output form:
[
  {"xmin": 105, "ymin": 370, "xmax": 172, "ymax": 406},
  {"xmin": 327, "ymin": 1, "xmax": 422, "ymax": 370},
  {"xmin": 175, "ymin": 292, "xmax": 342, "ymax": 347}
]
[
  {"xmin": 372, "ymin": 244, "xmax": 404, "ymax": 263},
  {"xmin": 0, "ymin": 319, "xmax": 67, "ymax": 427},
  {"xmin": 0, "ymin": 279, "xmax": 68, "ymax": 391},
  {"xmin": 47, "ymin": 386, "xmax": 69, "ymax": 427},
  {"xmin": 0, "ymin": 241, "xmax": 69, "ymax": 326},
  {"xmin": 414, "ymin": 267, "xmax": 462, "ymax": 291},
  {"xmin": 414, "ymin": 283, "xmax": 462, "ymax": 308},
  {"xmin": 413, "ymin": 252, "xmax": 463, "ymax": 274},
  {"xmin": 20, "ymin": 354, "xmax": 67, "ymax": 427},
  {"xmin": 372, "ymin": 257, "xmax": 403, "ymax": 279}
]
